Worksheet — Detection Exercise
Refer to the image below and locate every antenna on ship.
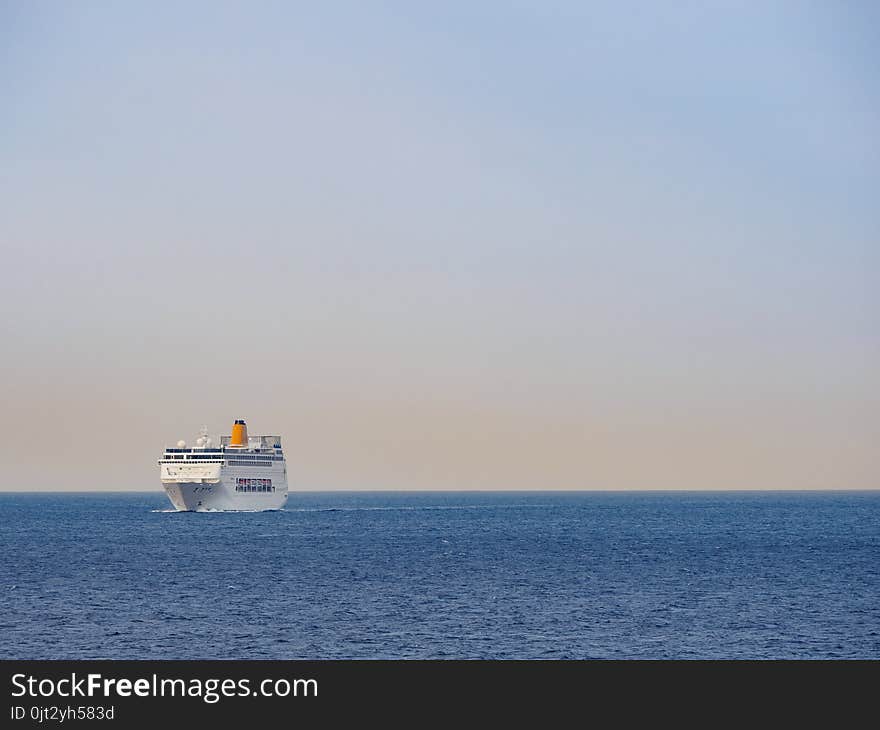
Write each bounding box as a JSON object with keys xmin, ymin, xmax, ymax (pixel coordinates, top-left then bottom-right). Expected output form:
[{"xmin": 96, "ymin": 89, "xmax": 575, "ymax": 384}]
[{"xmin": 196, "ymin": 424, "xmax": 212, "ymax": 448}]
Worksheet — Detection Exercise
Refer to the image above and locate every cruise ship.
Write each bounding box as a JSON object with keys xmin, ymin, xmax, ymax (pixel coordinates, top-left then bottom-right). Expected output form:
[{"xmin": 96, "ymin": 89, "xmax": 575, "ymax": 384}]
[{"xmin": 158, "ymin": 420, "xmax": 288, "ymax": 511}]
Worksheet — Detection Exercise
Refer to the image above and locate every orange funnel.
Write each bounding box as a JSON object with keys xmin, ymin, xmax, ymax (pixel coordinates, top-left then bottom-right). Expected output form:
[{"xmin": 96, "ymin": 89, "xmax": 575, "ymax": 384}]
[{"xmin": 230, "ymin": 419, "xmax": 248, "ymax": 447}]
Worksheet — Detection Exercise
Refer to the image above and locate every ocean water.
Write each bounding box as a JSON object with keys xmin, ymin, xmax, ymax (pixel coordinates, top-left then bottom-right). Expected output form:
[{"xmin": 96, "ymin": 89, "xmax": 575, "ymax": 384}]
[{"xmin": 1, "ymin": 491, "xmax": 878, "ymax": 659}]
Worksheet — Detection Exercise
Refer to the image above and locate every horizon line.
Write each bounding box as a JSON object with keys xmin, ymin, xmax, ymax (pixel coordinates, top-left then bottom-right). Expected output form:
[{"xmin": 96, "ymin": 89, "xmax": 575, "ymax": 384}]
[{"xmin": 1, "ymin": 488, "xmax": 878, "ymax": 494}]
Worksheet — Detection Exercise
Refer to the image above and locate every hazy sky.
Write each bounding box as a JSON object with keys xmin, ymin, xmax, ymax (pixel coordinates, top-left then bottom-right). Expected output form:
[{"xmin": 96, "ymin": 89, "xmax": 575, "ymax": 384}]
[{"xmin": 2, "ymin": 1, "xmax": 877, "ymax": 491}]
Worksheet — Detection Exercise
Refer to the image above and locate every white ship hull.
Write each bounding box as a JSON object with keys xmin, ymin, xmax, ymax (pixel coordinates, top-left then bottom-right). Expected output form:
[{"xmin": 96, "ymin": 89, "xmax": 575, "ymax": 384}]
[
  {"xmin": 160, "ymin": 463, "xmax": 288, "ymax": 512},
  {"xmin": 163, "ymin": 480, "xmax": 288, "ymax": 511}
]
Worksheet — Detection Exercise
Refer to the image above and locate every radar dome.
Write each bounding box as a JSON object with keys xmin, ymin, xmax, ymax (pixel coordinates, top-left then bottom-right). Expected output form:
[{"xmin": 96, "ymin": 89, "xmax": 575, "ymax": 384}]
[
  {"xmin": 177, "ymin": 440, "xmax": 186, "ymax": 448},
  {"xmin": 196, "ymin": 436, "xmax": 206, "ymax": 447}
]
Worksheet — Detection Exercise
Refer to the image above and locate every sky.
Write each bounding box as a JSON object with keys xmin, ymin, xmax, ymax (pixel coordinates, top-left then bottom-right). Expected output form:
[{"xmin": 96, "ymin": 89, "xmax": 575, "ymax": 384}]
[{"xmin": 1, "ymin": 1, "xmax": 877, "ymax": 491}]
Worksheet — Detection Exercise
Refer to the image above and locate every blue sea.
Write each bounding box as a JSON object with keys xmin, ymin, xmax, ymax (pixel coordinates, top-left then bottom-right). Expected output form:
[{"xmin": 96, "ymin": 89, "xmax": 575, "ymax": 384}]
[{"xmin": 1, "ymin": 491, "xmax": 878, "ymax": 659}]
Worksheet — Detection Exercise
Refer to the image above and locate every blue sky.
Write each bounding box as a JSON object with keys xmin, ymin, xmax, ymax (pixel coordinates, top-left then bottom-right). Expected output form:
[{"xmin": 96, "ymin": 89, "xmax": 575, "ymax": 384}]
[{"xmin": 1, "ymin": 1, "xmax": 877, "ymax": 489}]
